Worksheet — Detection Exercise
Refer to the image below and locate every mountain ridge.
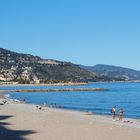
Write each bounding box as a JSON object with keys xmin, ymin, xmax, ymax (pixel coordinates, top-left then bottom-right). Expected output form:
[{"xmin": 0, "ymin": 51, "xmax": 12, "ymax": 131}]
[{"xmin": 81, "ymin": 64, "xmax": 140, "ymax": 81}]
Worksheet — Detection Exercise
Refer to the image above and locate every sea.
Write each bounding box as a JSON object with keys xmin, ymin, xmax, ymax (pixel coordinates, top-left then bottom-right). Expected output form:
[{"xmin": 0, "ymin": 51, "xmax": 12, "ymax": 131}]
[{"xmin": 1, "ymin": 82, "xmax": 140, "ymax": 119}]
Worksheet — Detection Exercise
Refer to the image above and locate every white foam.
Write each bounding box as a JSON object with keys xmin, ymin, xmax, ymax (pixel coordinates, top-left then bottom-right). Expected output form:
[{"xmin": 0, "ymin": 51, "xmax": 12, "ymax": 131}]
[{"xmin": 5, "ymin": 94, "xmax": 10, "ymax": 98}]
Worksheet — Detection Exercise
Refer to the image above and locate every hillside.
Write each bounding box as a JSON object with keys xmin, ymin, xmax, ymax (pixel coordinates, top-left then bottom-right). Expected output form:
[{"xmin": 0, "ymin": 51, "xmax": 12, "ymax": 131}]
[
  {"xmin": 81, "ymin": 64, "xmax": 140, "ymax": 81},
  {"xmin": 0, "ymin": 48, "xmax": 98, "ymax": 83},
  {"xmin": 1, "ymin": 48, "xmax": 140, "ymax": 83}
]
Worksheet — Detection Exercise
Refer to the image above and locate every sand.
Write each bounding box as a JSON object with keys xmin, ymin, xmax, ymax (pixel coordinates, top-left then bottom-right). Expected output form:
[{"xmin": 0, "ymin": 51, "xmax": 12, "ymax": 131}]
[{"xmin": 0, "ymin": 98, "xmax": 140, "ymax": 140}]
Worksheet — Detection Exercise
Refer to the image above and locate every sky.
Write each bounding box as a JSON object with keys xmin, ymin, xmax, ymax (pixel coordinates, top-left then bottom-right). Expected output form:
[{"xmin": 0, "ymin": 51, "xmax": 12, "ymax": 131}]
[{"xmin": 0, "ymin": 0, "xmax": 140, "ymax": 70}]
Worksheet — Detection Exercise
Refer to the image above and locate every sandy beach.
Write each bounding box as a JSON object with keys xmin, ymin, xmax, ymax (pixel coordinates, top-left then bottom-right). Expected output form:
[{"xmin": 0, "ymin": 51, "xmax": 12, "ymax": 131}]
[
  {"xmin": 0, "ymin": 82, "xmax": 87, "ymax": 87},
  {"xmin": 0, "ymin": 96, "xmax": 140, "ymax": 140}
]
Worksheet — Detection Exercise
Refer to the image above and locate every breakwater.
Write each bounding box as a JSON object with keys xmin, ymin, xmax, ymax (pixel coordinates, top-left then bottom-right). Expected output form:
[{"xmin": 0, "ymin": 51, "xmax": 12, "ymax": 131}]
[{"xmin": 0, "ymin": 88, "xmax": 106, "ymax": 94}]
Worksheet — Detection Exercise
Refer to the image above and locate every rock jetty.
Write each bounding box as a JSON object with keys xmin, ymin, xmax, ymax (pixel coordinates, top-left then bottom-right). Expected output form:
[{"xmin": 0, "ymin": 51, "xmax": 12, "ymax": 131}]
[{"xmin": 5, "ymin": 88, "xmax": 106, "ymax": 93}]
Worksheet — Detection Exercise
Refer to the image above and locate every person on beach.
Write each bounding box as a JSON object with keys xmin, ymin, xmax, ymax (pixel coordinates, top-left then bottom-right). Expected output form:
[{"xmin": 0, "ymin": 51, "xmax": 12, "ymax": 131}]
[
  {"xmin": 111, "ymin": 105, "xmax": 117, "ymax": 120},
  {"xmin": 119, "ymin": 108, "xmax": 123, "ymax": 122}
]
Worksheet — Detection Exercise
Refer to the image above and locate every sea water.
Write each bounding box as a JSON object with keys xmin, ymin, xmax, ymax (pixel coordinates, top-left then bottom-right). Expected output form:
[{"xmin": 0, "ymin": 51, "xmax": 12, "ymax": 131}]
[{"xmin": 1, "ymin": 82, "xmax": 140, "ymax": 119}]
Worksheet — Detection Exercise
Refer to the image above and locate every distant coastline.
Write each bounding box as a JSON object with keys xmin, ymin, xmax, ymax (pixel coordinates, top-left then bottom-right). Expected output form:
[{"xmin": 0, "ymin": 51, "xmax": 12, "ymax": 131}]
[
  {"xmin": 0, "ymin": 82, "xmax": 88, "ymax": 86},
  {"xmin": 1, "ymin": 80, "xmax": 140, "ymax": 87}
]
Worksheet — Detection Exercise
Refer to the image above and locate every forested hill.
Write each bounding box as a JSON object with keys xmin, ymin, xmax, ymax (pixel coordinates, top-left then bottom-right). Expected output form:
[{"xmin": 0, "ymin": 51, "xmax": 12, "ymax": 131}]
[{"xmin": 0, "ymin": 48, "xmax": 98, "ymax": 83}]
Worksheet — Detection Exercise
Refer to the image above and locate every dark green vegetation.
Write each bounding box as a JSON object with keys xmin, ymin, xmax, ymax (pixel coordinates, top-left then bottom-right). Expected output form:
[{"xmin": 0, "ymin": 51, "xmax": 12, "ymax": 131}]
[
  {"xmin": 81, "ymin": 64, "xmax": 140, "ymax": 81},
  {"xmin": 0, "ymin": 48, "xmax": 97, "ymax": 83}
]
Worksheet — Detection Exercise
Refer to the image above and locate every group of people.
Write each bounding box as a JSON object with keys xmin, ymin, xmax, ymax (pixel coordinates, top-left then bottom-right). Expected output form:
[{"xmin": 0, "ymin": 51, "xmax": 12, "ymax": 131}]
[{"xmin": 111, "ymin": 105, "xmax": 123, "ymax": 121}]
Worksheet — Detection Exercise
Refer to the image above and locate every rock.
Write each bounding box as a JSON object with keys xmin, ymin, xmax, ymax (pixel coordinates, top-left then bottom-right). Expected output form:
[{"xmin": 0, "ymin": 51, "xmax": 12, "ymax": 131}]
[{"xmin": 0, "ymin": 99, "xmax": 7, "ymax": 105}]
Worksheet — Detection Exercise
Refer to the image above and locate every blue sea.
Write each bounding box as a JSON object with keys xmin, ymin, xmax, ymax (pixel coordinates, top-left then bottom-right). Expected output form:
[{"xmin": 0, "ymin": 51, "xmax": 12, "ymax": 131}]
[{"xmin": 1, "ymin": 82, "xmax": 140, "ymax": 119}]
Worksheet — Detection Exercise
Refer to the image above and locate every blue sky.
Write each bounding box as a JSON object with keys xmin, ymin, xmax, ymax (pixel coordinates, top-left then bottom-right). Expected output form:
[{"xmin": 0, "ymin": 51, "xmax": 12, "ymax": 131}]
[{"xmin": 0, "ymin": 0, "xmax": 140, "ymax": 70}]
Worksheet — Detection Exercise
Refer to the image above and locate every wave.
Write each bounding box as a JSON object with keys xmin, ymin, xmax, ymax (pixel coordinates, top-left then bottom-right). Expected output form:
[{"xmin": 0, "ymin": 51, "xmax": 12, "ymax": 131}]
[{"xmin": 5, "ymin": 94, "xmax": 10, "ymax": 98}]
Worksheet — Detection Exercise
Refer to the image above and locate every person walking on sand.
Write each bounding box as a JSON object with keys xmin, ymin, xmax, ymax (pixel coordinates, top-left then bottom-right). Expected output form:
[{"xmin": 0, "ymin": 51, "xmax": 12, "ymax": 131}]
[
  {"xmin": 119, "ymin": 108, "xmax": 123, "ymax": 122},
  {"xmin": 111, "ymin": 105, "xmax": 117, "ymax": 120}
]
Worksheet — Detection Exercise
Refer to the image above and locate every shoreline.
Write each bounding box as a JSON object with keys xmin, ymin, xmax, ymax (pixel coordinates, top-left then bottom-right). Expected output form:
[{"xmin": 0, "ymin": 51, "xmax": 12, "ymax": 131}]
[
  {"xmin": 0, "ymin": 91, "xmax": 140, "ymax": 124},
  {"xmin": 0, "ymin": 93, "xmax": 140, "ymax": 140},
  {"xmin": 0, "ymin": 90, "xmax": 139, "ymax": 121},
  {"xmin": 1, "ymin": 94, "xmax": 140, "ymax": 125},
  {"xmin": 0, "ymin": 80, "xmax": 140, "ymax": 86},
  {"xmin": 0, "ymin": 82, "xmax": 88, "ymax": 86},
  {"xmin": 3, "ymin": 97, "xmax": 140, "ymax": 127}
]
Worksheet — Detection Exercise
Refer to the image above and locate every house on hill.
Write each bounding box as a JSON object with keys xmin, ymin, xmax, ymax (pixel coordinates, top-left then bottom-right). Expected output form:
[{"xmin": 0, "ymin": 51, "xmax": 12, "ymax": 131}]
[{"xmin": 21, "ymin": 70, "xmax": 30, "ymax": 80}]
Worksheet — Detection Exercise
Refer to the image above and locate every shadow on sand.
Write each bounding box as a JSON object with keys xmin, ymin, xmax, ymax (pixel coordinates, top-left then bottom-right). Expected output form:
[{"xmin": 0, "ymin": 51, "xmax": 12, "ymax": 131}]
[{"xmin": 0, "ymin": 115, "xmax": 36, "ymax": 140}]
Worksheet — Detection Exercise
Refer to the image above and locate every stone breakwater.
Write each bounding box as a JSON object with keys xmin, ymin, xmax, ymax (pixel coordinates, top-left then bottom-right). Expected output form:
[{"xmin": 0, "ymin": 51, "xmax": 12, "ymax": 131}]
[{"xmin": 0, "ymin": 88, "xmax": 106, "ymax": 94}]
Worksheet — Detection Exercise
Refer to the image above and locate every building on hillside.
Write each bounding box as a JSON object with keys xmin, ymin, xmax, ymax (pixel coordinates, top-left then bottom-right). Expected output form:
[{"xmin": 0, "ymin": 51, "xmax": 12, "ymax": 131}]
[
  {"xmin": 21, "ymin": 70, "xmax": 30, "ymax": 80},
  {"xmin": 0, "ymin": 74, "xmax": 6, "ymax": 81},
  {"xmin": 33, "ymin": 75, "xmax": 40, "ymax": 84},
  {"xmin": 0, "ymin": 69, "xmax": 15, "ymax": 81}
]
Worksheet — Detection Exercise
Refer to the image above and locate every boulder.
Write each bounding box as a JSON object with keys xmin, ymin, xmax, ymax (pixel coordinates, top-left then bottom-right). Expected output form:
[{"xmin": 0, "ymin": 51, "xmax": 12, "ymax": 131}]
[{"xmin": 0, "ymin": 99, "xmax": 7, "ymax": 105}]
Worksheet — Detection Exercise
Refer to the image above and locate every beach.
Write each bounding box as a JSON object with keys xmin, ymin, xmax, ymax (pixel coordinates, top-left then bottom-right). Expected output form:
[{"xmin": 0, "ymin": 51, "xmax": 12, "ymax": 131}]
[
  {"xmin": 0, "ymin": 82, "xmax": 88, "ymax": 86},
  {"xmin": 0, "ymin": 96, "xmax": 140, "ymax": 140}
]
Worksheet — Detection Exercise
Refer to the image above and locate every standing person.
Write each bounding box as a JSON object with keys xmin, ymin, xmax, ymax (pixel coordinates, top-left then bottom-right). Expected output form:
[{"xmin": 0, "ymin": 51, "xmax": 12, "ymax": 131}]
[
  {"xmin": 111, "ymin": 105, "xmax": 117, "ymax": 121},
  {"xmin": 119, "ymin": 108, "xmax": 123, "ymax": 122}
]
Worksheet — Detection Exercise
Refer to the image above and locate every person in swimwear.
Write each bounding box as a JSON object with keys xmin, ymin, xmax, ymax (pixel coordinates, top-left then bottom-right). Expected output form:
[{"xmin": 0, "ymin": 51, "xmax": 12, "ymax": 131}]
[
  {"xmin": 112, "ymin": 105, "xmax": 117, "ymax": 120},
  {"xmin": 119, "ymin": 108, "xmax": 123, "ymax": 122}
]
